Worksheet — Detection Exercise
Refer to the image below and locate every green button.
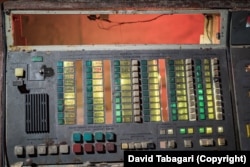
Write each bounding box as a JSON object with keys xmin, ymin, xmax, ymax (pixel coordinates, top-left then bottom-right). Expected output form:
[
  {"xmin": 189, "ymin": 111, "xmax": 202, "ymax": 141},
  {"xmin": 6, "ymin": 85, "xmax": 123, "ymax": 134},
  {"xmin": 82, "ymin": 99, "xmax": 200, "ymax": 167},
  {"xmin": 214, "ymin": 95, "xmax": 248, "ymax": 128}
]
[
  {"xmin": 142, "ymin": 78, "xmax": 148, "ymax": 84},
  {"xmin": 198, "ymin": 95, "xmax": 204, "ymax": 101},
  {"xmin": 141, "ymin": 72, "xmax": 148, "ymax": 78},
  {"xmin": 170, "ymin": 83, "xmax": 176, "ymax": 89},
  {"xmin": 141, "ymin": 66, "xmax": 147, "ymax": 71},
  {"xmin": 87, "ymin": 105, "xmax": 93, "ymax": 111},
  {"xmin": 114, "ymin": 60, "xmax": 120, "ymax": 66},
  {"xmin": 197, "ymin": 83, "xmax": 203, "ymax": 89},
  {"xmin": 172, "ymin": 115, "xmax": 177, "ymax": 121},
  {"xmin": 57, "ymin": 93, "xmax": 63, "ymax": 99},
  {"xmin": 143, "ymin": 103, "xmax": 150, "ymax": 109},
  {"xmin": 58, "ymin": 112, "xmax": 64, "ymax": 119},
  {"xmin": 144, "ymin": 110, "xmax": 150, "ymax": 115},
  {"xmin": 84, "ymin": 132, "xmax": 93, "ymax": 142},
  {"xmin": 58, "ymin": 119, "xmax": 64, "ymax": 125},
  {"xmin": 169, "ymin": 71, "xmax": 175, "ymax": 77},
  {"xmin": 87, "ymin": 111, "xmax": 93, "ymax": 117},
  {"xmin": 144, "ymin": 116, "xmax": 150, "ymax": 122},
  {"xmin": 87, "ymin": 118, "xmax": 93, "ymax": 124},
  {"xmin": 198, "ymin": 89, "xmax": 203, "ymax": 95},
  {"xmin": 115, "ymin": 97, "xmax": 121, "ymax": 103},
  {"xmin": 199, "ymin": 107, "xmax": 205, "ymax": 114},
  {"xmin": 143, "ymin": 91, "xmax": 149, "ymax": 96},
  {"xmin": 141, "ymin": 60, "xmax": 147, "ymax": 65},
  {"xmin": 180, "ymin": 128, "xmax": 186, "ymax": 134},
  {"xmin": 168, "ymin": 60, "xmax": 174, "ymax": 65},
  {"xmin": 116, "ymin": 111, "xmax": 121, "ymax": 116},
  {"xmin": 200, "ymin": 114, "xmax": 206, "ymax": 120},
  {"xmin": 32, "ymin": 56, "xmax": 43, "ymax": 62},
  {"xmin": 58, "ymin": 105, "xmax": 63, "ymax": 112},
  {"xmin": 114, "ymin": 73, "xmax": 120, "ymax": 79},
  {"xmin": 171, "ymin": 108, "xmax": 177, "ymax": 114},
  {"xmin": 115, "ymin": 86, "xmax": 120, "ymax": 91},
  {"xmin": 57, "ymin": 61, "xmax": 63, "ymax": 67},
  {"xmin": 116, "ymin": 117, "xmax": 122, "ymax": 123},
  {"xmin": 142, "ymin": 84, "xmax": 148, "ymax": 90},
  {"xmin": 168, "ymin": 66, "xmax": 175, "ymax": 71},
  {"xmin": 87, "ymin": 86, "xmax": 93, "ymax": 92},
  {"xmin": 170, "ymin": 78, "xmax": 175, "ymax": 83},
  {"xmin": 196, "ymin": 77, "xmax": 202, "ymax": 83},
  {"xmin": 86, "ymin": 61, "xmax": 92, "ymax": 66},
  {"xmin": 57, "ymin": 87, "xmax": 63, "ymax": 92},
  {"xmin": 58, "ymin": 99, "xmax": 63, "ymax": 105},
  {"xmin": 95, "ymin": 132, "xmax": 104, "ymax": 141},
  {"xmin": 196, "ymin": 71, "xmax": 202, "ymax": 77},
  {"xmin": 57, "ymin": 74, "xmax": 63, "ymax": 80},
  {"xmin": 87, "ymin": 99, "xmax": 93, "ymax": 104},
  {"xmin": 116, "ymin": 104, "xmax": 121, "ymax": 110},
  {"xmin": 196, "ymin": 59, "xmax": 201, "ymax": 65},
  {"xmin": 114, "ymin": 67, "xmax": 120, "ymax": 72},
  {"xmin": 87, "ymin": 80, "xmax": 92, "ymax": 85},
  {"xmin": 199, "ymin": 127, "xmax": 205, "ymax": 134},
  {"xmin": 86, "ymin": 67, "xmax": 92, "ymax": 73},
  {"xmin": 115, "ymin": 79, "xmax": 120, "ymax": 85},
  {"xmin": 143, "ymin": 97, "xmax": 149, "ymax": 103},
  {"xmin": 57, "ymin": 80, "xmax": 63, "ymax": 87},
  {"xmin": 106, "ymin": 132, "xmax": 115, "ymax": 141},
  {"xmin": 114, "ymin": 92, "xmax": 121, "ymax": 97},
  {"xmin": 87, "ymin": 93, "xmax": 93, "ymax": 98},
  {"xmin": 171, "ymin": 96, "xmax": 176, "ymax": 102},
  {"xmin": 199, "ymin": 101, "xmax": 205, "ymax": 107},
  {"xmin": 86, "ymin": 73, "xmax": 92, "ymax": 79},
  {"xmin": 171, "ymin": 103, "xmax": 177, "ymax": 108},
  {"xmin": 73, "ymin": 133, "xmax": 82, "ymax": 143},
  {"xmin": 57, "ymin": 67, "xmax": 63, "ymax": 73}
]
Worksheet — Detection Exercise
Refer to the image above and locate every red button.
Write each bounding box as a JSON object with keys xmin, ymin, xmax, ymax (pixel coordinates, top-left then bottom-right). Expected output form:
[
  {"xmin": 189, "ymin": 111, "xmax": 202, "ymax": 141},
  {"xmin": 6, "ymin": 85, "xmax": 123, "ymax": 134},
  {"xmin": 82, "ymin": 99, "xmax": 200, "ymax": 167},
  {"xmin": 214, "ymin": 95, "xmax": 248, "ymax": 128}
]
[
  {"xmin": 95, "ymin": 143, "xmax": 104, "ymax": 153},
  {"xmin": 73, "ymin": 144, "xmax": 82, "ymax": 154},
  {"xmin": 84, "ymin": 144, "xmax": 94, "ymax": 153},
  {"xmin": 106, "ymin": 143, "xmax": 116, "ymax": 152}
]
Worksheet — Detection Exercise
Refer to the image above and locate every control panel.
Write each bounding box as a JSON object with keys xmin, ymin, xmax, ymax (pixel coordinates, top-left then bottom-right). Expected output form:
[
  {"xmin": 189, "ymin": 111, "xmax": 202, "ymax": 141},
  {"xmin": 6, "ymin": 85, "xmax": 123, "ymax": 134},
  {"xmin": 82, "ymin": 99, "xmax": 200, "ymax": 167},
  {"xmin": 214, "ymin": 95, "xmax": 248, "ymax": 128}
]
[{"xmin": 5, "ymin": 49, "xmax": 236, "ymax": 165}]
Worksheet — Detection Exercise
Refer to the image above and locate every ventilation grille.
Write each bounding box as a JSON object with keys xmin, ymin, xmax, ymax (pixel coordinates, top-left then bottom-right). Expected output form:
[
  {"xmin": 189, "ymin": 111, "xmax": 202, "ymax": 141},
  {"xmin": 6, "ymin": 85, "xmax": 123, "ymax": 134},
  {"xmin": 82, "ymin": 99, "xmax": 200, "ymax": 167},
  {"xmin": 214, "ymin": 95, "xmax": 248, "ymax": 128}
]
[{"xmin": 25, "ymin": 94, "xmax": 49, "ymax": 133}]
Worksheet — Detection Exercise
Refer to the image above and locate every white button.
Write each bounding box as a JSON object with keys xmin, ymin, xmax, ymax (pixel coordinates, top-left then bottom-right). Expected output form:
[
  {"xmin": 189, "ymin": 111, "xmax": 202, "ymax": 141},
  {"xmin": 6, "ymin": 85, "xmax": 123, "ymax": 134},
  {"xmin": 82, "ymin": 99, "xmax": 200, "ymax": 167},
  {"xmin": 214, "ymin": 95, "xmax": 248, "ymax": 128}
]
[
  {"xmin": 134, "ymin": 110, "xmax": 140, "ymax": 115},
  {"xmin": 132, "ymin": 66, "xmax": 138, "ymax": 72},
  {"xmin": 159, "ymin": 141, "xmax": 167, "ymax": 149},
  {"xmin": 14, "ymin": 146, "xmax": 24, "ymax": 156},
  {"xmin": 15, "ymin": 68, "xmax": 24, "ymax": 77},
  {"xmin": 59, "ymin": 144, "xmax": 69, "ymax": 154},
  {"xmin": 37, "ymin": 145, "xmax": 47, "ymax": 155},
  {"xmin": 128, "ymin": 143, "xmax": 135, "ymax": 149},
  {"xmin": 134, "ymin": 143, "xmax": 142, "ymax": 149},
  {"xmin": 134, "ymin": 116, "xmax": 141, "ymax": 123},
  {"xmin": 26, "ymin": 145, "xmax": 35, "ymax": 155},
  {"xmin": 48, "ymin": 145, "xmax": 58, "ymax": 155},
  {"xmin": 132, "ymin": 60, "xmax": 138, "ymax": 66}
]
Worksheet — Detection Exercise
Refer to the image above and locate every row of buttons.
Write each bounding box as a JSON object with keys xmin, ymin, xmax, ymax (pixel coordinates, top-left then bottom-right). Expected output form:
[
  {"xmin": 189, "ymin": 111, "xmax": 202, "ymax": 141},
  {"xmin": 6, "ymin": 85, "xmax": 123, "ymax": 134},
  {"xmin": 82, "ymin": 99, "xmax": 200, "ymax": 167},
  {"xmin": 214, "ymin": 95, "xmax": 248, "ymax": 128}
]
[
  {"xmin": 73, "ymin": 143, "xmax": 116, "ymax": 153},
  {"xmin": 121, "ymin": 142, "xmax": 155, "ymax": 150},
  {"xmin": 73, "ymin": 132, "xmax": 115, "ymax": 143},
  {"xmin": 159, "ymin": 138, "xmax": 226, "ymax": 149}
]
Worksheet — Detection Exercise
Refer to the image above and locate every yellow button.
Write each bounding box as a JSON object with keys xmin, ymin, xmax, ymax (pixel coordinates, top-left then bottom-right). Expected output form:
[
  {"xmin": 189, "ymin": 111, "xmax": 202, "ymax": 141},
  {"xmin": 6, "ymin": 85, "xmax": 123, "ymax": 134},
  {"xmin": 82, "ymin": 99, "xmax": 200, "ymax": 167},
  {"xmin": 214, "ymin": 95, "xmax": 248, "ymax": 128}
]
[
  {"xmin": 64, "ymin": 80, "xmax": 74, "ymax": 86},
  {"xmin": 94, "ymin": 117, "xmax": 105, "ymax": 124},
  {"xmin": 208, "ymin": 114, "xmax": 214, "ymax": 120},
  {"xmin": 176, "ymin": 71, "xmax": 185, "ymax": 77},
  {"xmin": 120, "ymin": 60, "xmax": 130, "ymax": 66},
  {"xmin": 94, "ymin": 105, "xmax": 104, "ymax": 111},
  {"xmin": 207, "ymin": 95, "xmax": 213, "ymax": 101},
  {"xmin": 176, "ymin": 90, "xmax": 186, "ymax": 96},
  {"xmin": 123, "ymin": 116, "xmax": 132, "ymax": 123},
  {"xmin": 64, "ymin": 93, "xmax": 75, "ymax": 99},
  {"xmin": 121, "ymin": 91, "xmax": 131, "ymax": 97},
  {"xmin": 93, "ymin": 92, "xmax": 103, "ymax": 98},
  {"xmin": 94, "ymin": 111, "xmax": 104, "ymax": 117},
  {"xmin": 93, "ymin": 86, "xmax": 103, "ymax": 92},
  {"xmin": 64, "ymin": 74, "xmax": 75, "ymax": 79},
  {"xmin": 122, "ymin": 104, "xmax": 132, "ymax": 110},
  {"xmin": 120, "ymin": 66, "xmax": 131, "ymax": 72},
  {"xmin": 176, "ymin": 77, "xmax": 185, "ymax": 83},
  {"xmin": 64, "ymin": 67, "xmax": 74, "ymax": 73},
  {"xmin": 178, "ymin": 115, "xmax": 188, "ymax": 120},
  {"xmin": 176, "ymin": 84, "xmax": 186, "ymax": 89},
  {"xmin": 206, "ymin": 83, "xmax": 212, "ymax": 89},
  {"xmin": 122, "ymin": 110, "xmax": 133, "ymax": 116},
  {"xmin": 149, "ymin": 91, "xmax": 159, "ymax": 96},
  {"xmin": 148, "ymin": 72, "xmax": 159, "ymax": 78},
  {"xmin": 246, "ymin": 124, "xmax": 250, "ymax": 138},
  {"xmin": 64, "ymin": 105, "xmax": 75, "ymax": 111},
  {"xmin": 208, "ymin": 107, "xmax": 214, "ymax": 113},
  {"xmin": 204, "ymin": 71, "xmax": 211, "ymax": 77},
  {"xmin": 148, "ymin": 66, "xmax": 158, "ymax": 72},
  {"xmin": 206, "ymin": 89, "xmax": 212, "ymax": 95},
  {"xmin": 178, "ymin": 108, "xmax": 188, "ymax": 114},
  {"xmin": 149, "ymin": 78, "xmax": 159, "ymax": 84},
  {"xmin": 93, "ymin": 98, "xmax": 103, "ymax": 104},
  {"xmin": 63, "ymin": 61, "xmax": 74, "ymax": 67},
  {"xmin": 205, "ymin": 77, "xmax": 211, "ymax": 82},
  {"xmin": 93, "ymin": 73, "xmax": 103, "ymax": 79},
  {"xmin": 64, "ymin": 117, "xmax": 75, "ymax": 124},
  {"xmin": 150, "ymin": 103, "xmax": 160, "ymax": 109},
  {"xmin": 148, "ymin": 60, "xmax": 158, "ymax": 65},
  {"xmin": 207, "ymin": 101, "xmax": 214, "ymax": 107},
  {"xmin": 121, "ymin": 143, "xmax": 129, "ymax": 150},
  {"xmin": 92, "ymin": 61, "xmax": 102, "ymax": 67},
  {"xmin": 204, "ymin": 65, "xmax": 210, "ymax": 70},
  {"xmin": 64, "ymin": 112, "xmax": 76, "ymax": 118},
  {"xmin": 150, "ymin": 109, "xmax": 161, "ymax": 115},
  {"xmin": 121, "ymin": 79, "xmax": 131, "ymax": 85},
  {"xmin": 187, "ymin": 128, "xmax": 194, "ymax": 134},
  {"xmin": 177, "ymin": 102, "xmax": 187, "ymax": 108},
  {"xmin": 175, "ymin": 60, "xmax": 184, "ymax": 65},
  {"xmin": 177, "ymin": 96, "xmax": 187, "ymax": 101},
  {"xmin": 150, "ymin": 97, "xmax": 160, "ymax": 103},
  {"xmin": 93, "ymin": 79, "xmax": 103, "ymax": 85},
  {"xmin": 149, "ymin": 84, "xmax": 159, "ymax": 90},
  {"xmin": 206, "ymin": 127, "xmax": 213, "ymax": 134},
  {"xmin": 64, "ymin": 86, "xmax": 75, "ymax": 93},
  {"xmin": 121, "ymin": 72, "xmax": 131, "ymax": 78},
  {"xmin": 203, "ymin": 59, "xmax": 209, "ymax": 64},
  {"xmin": 64, "ymin": 99, "xmax": 75, "ymax": 105},
  {"xmin": 122, "ymin": 97, "xmax": 132, "ymax": 103},
  {"xmin": 151, "ymin": 115, "xmax": 161, "ymax": 122},
  {"xmin": 121, "ymin": 85, "xmax": 131, "ymax": 91},
  {"xmin": 93, "ymin": 66, "xmax": 102, "ymax": 73},
  {"xmin": 175, "ymin": 66, "xmax": 184, "ymax": 71}
]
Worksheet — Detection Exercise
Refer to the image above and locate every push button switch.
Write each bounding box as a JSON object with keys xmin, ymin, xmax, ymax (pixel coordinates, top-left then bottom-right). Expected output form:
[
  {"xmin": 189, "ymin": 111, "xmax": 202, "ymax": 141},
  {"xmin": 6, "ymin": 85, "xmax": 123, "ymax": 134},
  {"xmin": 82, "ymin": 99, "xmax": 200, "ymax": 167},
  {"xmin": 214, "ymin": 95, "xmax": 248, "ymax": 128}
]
[
  {"xmin": 106, "ymin": 132, "xmax": 115, "ymax": 141},
  {"xmin": 14, "ymin": 146, "xmax": 24, "ymax": 156}
]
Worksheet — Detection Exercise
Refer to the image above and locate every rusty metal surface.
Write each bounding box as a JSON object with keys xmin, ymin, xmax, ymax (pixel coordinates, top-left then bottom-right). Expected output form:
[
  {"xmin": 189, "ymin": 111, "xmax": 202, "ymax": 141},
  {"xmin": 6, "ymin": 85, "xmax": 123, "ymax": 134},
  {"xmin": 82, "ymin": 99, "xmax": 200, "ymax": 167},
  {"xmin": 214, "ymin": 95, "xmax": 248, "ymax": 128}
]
[{"xmin": 3, "ymin": 0, "xmax": 250, "ymax": 10}]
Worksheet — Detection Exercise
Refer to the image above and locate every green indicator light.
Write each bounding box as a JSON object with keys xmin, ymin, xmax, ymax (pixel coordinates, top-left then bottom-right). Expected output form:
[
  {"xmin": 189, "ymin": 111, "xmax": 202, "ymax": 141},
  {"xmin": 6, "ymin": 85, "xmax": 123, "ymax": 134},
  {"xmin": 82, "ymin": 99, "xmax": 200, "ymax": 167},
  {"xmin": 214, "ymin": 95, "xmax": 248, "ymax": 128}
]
[
  {"xmin": 87, "ymin": 111, "xmax": 93, "ymax": 117},
  {"xmin": 196, "ymin": 71, "xmax": 202, "ymax": 77},
  {"xmin": 141, "ymin": 60, "xmax": 147, "ymax": 65},
  {"xmin": 141, "ymin": 72, "xmax": 148, "ymax": 78},
  {"xmin": 58, "ymin": 112, "xmax": 64, "ymax": 119},
  {"xmin": 86, "ymin": 61, "xmax": 92, "ymax": 66},
  {"xmin": 169, "ymin": 71, "xmax": 175, "ymax": 77},
  {"xmin": 169, "ymin": 66, "xmax": 175, "ymax": 71},
  {"xmin": 199, "ymin": 107, "xmax": 205, "ymax": 113},
  {"xmin": 114, "ymin": 73, "xmax": 120, "ymax": 79},
  {"xmin": 144, "ymin": 116, "xmax": 150, "ymax": 122},
  {"xmin": 58, "ymin": 99, "xmax": 63, "ymax": 105},
  {"xmin": 86, "ymin": 73, "xmax": 92, "ymax": 79},
  {"xmin": 142, "ymin": 78, "xmax": 148, "ymax": 84},
  {"xmin": 171, "ymin": 108, "xmax": 177, "ymax": 114},
  {"xmin": 115, "ymin": 79, "xmax": 120, "ymax": 85},
  {"xmin": 115, "ymin": 97, "xmax": 121, "ymax": 103},
  {"xmin": 142, "ymin": 84, "xmax": 149, "ymax": 90},
  {"xmin": 57, "ymin": 67, "xmax": 63, "ymax": 73},
  {"xmin": 87, "ymin": 118, "xmax": 93, "ymax": 124},
  {"xmin": 116, "ymin": 111, "xmax": 121, "ymax": 116},
  {"xmin": 57, "ymin": 80, "xmax": 63, "ymax": 87},
  {"xmin": 32, "ymin": 56, "xmax": 43, "ymax": 62},
  {"xmin": 57, "ymin": 61, "xmax": 63, "ymax": 67},
  {"xmin": 170, "ymin": 84, "xmax": 176, "ymax": 89},
  {"xmin": 57, "ymin": 87, "xmax": 63, "ymax": 92},
  {"xmin": 196, "ymin": 77, "xmax": 202, "ymax": 83},
  {"xmin": 58, "ymin": 119, "xmax": 64, "ymax": 125},
  {"xmin": 144, "ymin": 110, "xmax": 150, "ymax": 115},
  {"xmin": 143, "ymin": 103, "xmax": 150, "ymax": 109},
  {"xmin": 114, "ymin": 92, "xmax": 121, "ymax": 97},
  {"xmin": 180, "ymin": 128, "xmax": 186, "ymax": 134},
  {"xmin": 143, "ymin": 91, "xmax": 149, "ymax": 96},
  {"xmin": 87, "ymin": 105, "xmax": 93, "ymax": 111},
  {"xmin": 114, "ymin": 60, "xmax": 120, "ymax": 66},
  {"xmin": 199, "ymin": 127, "xmax": 205, "ymax": 134},
  {"xmin": 198, "ymin": 89, "xmax": 203, "ymax": 95},
  {"xmin": 87, "ymin": 99, "xmax": 93, "ymax": 104},
  {"xmin": 114, "ymin": 67, "xmax": 120, "ymax": 72},
  {"xmin": 116, "ymin": 117, "xmax": 122, "ymax": 123},
  {"xmin": 57, "ymin": 74, "xmax": 63, "ymax": 80},
  {"xmin": 57, "ymin": 93, "xmax": 63, "ymax": 99},
  {"xmin": 170, "ymin": 91, "xmax": 176, "ymax": 96},
  {"xmin": 87, "ymin": 80, "xmax": 92, "ymax": 85},
  {"xmin": 116, "ymin": 104, "xmax": 121, "ymax": 110},
  {"xmin": 170, "ymin": 78, "xmax": 175, "ymax": 83},
  {"xmin": 168, "ymin": 60, "xmax": 174, "ymax": 65},
  {"xmin": 170, "ymin": 103, "xmax": 177, "ymax": 108},
  {"xmin": 58, "ymin": 105, "xmax": 63, "ymax": 112},
  {"xmin": 197, "ymin": 83, "xmax": 203, "ymax": 89},
  {"xmin": 198, "ymin": 95, "xmax": 204, "ymax": 101},
  {"xmin": 141, "ymin": 66, "xmax": 148, "ymax": 71},
  {"xmin": 143, "ymin": 97, "xmax": 149, "ymax": 103},
  {"xmin": 115, "ymin": 86, "xmax": 120, "ymax": 91},
  {"xmin": 86, "ymin": 86, "xmax": 93, "ymax": 92},
  {"xmin": 87, "ymin": 93, "xmax": 93, "ymax": 98},
  {"xmin": 172, "ymin": 115, "xmax": 177, "ymax": 121},
  {"xmin": 200, "ymin": 114, "xmax": 206, "ymax": 120},
  {"xmin": 86, "ymin": 67, "xmax": 92, "ymax": 73},
  {"xmin": 199, "ymin": 101, "xmax": 205, "ymax": 107}
]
